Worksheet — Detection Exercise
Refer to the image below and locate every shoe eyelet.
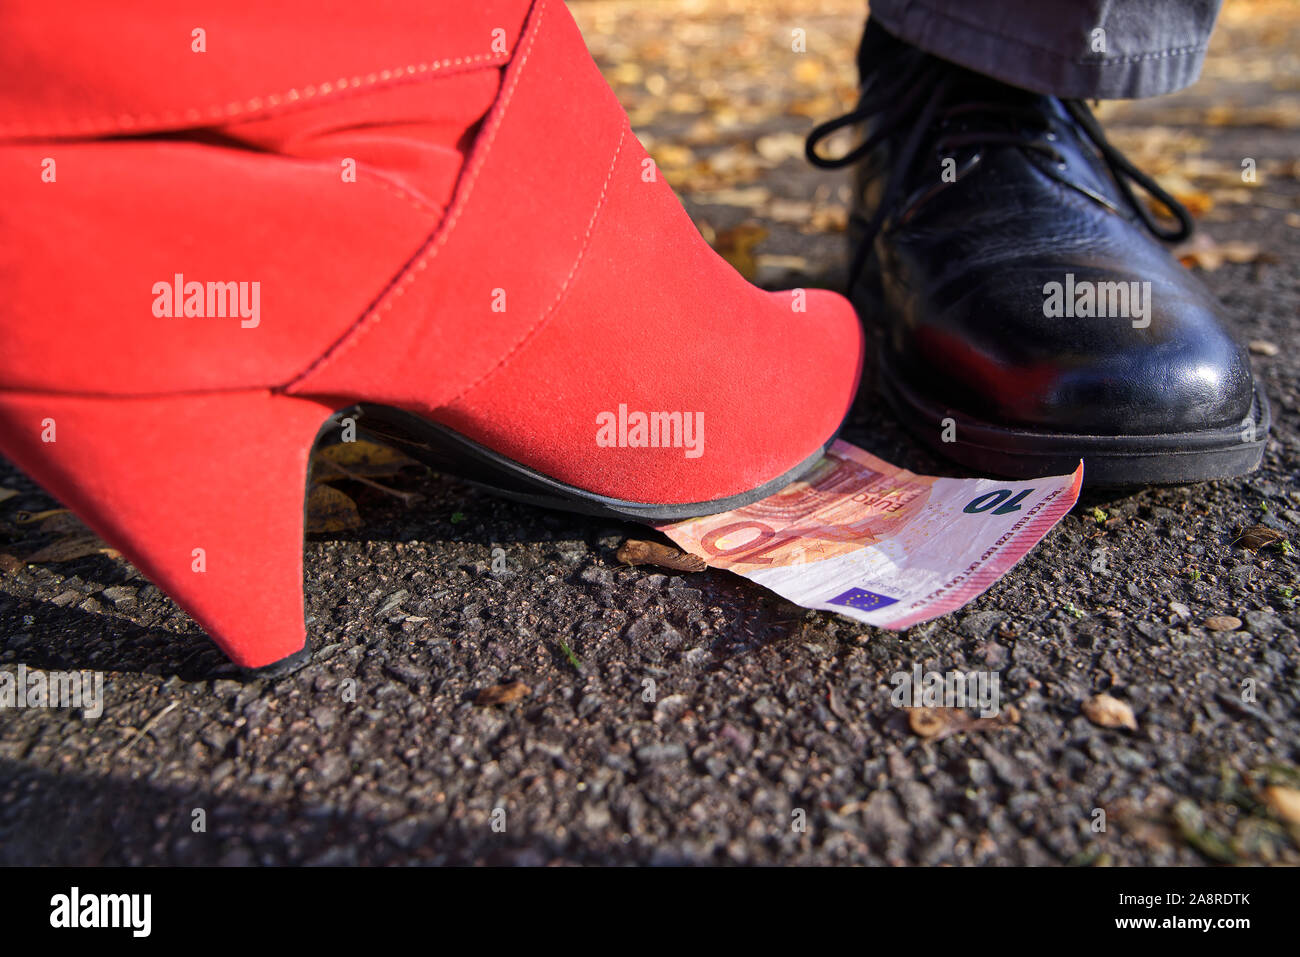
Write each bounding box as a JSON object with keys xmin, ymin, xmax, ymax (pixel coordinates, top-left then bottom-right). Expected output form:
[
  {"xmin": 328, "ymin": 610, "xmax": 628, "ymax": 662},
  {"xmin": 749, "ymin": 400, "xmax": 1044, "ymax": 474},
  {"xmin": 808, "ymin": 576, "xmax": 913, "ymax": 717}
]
[
  {"xmin": 1044, "ymin": 131, "xmax": 1058, "ymax": 142},
  {"xmin": 1055, "ymin": 160, "xmax": 1068, "ymax": 171}
]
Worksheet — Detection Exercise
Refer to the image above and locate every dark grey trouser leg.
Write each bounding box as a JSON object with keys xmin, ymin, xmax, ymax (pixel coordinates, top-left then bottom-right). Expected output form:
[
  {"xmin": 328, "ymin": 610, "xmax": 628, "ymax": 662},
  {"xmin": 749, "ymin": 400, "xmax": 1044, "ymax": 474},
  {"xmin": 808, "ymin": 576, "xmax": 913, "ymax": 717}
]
[{"xmin": 866, "ymin": 0, "xmax": 1222, "ymax": 99}]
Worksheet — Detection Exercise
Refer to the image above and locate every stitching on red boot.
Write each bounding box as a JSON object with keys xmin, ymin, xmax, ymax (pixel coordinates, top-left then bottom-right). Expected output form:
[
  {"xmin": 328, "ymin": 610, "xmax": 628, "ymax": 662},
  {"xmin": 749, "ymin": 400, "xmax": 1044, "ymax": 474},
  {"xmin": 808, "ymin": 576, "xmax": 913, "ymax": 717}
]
[
  {"xmin": 449, "ymin": 125, "xmax": 628, "ymax": 405},
  {"xmin": 0, "ymin": 54, "xmax": 512, "ymax": 140},
  {"xmin": 286, "ymin": 0, "xmax": 552, "ymax": 388}
]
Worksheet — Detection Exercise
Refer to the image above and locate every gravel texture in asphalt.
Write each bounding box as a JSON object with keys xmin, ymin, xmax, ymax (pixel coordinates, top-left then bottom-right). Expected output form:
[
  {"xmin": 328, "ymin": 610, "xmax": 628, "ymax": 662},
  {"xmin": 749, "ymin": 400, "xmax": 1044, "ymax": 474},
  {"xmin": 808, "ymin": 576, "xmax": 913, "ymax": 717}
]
[{"xmin": 1, "ymin": 0, "xmax": 1298, "ymax": 865}]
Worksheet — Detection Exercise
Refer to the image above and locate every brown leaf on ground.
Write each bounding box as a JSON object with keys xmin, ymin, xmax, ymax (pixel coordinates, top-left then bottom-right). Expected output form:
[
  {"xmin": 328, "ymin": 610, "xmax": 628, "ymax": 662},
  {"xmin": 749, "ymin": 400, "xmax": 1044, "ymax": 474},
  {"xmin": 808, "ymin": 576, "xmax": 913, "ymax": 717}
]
[
  {"xmin": 809, "ymin": 204, "xmax": 848, "ymax": 233},
  {"xmin": 475, "ymin": 681, "xmax": 531, "ymax": 707},
  {"xmin": 908, "ymin": 707, "xmax": 949, "ymax": 738},
  {"xmin": 1105, "ymin": 791, "xmax": 1180, "ymax": 850},
  {"xmin": 616, "ymin": 538, "xmax": 706, "ymax": 572},
  {"xmin": 1263, "ymin": 785, "xmax": 1300, "ymax": 825},
  {"xmin": 711, "ymin": 222, "xmax": 768, "ymax": 280},
  {"xmin": 35, "ymin": 511, "xmax": 90, "ymax": 535},
  {"xmin": 1147, "ymin": 184, "xmax": 1214, "ymax": 219},
  {"xmin": 827, "ymin": 683, "xmax": 851, "ymax": 722},
  {"xmin": 305, "ymin": 484, "xmax": 362, "ymax": 534},
  {"xmin": 1203, "ymin": 101, "xmax": 1300, "ymax": 129},
  {"xmin": 1172, "ymin": 232, "xmax": 1271, "ymax": 270},
  {"xmin": 648, "ymin": 142, "xmax": 694, "ymax": 171},
  {"xmin": 26, "ymin": 535, "xmax": 120, "ymax": 564},
  {"xmin": 311, "ymin": 440, "xmax": 424, "ymax": 506},
  {"xmin": 1082, "ymin": 693, "xmax": 1138, "ymax": 731},
  {"xmin": 312, "ymin": 440, "xmax": 418, "ymax": 480},
  {"xmin": 1204, "ymin": 615, "xmax": 1243, "ymax": 632},
  {"xmin": 1233, "ymin": 524, "xmax": 1285, "ymax": 550},
  {"xmin": 0, "ymin": 553, "xmax": 24, "ymax": 575},
  {"xmin": 754, "ymin": 130, "xmax": 806, "ymax": 164},
  {"xmin": 14, "ymin": 508, "xmax": 87, "ymax": 535},
  {"xmin": 690, "ymin": 186, "xmax": 771, "ymax": 209},
  {"xmin": 14, "ymin": 508, "xmax": 71, "ymax": 525},
  {"xmin": 907, "ymin": 704, "xmax": 1020, "ymax": 740}
]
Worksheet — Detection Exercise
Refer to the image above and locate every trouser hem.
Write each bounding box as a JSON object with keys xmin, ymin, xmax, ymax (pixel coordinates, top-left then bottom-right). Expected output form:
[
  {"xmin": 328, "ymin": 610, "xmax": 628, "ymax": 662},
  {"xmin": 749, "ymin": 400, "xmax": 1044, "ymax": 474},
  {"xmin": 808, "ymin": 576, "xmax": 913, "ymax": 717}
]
[{"xmin": 868, "ymin": 3, "xmax": 1211, "ymax": 99}]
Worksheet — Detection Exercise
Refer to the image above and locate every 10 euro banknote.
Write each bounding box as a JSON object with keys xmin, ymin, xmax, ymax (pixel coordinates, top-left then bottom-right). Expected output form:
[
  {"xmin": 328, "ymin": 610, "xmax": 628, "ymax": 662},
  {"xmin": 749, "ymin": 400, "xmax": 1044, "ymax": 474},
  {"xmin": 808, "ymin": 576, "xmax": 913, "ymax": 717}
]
[{"xmin": 658, "ymin": 440, "xmax": 1083, "ymax": 629}]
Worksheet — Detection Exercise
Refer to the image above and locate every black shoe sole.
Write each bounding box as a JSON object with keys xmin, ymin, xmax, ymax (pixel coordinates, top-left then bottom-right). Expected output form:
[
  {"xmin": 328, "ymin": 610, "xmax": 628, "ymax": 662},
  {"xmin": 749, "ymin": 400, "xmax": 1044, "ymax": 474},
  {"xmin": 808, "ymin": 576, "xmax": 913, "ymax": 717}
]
[
  {"xmin": 350, "ymin": 404, "xmax": 840, "ymax": 522},
  {"xmin": 879, "ymin": 357, "xmax": 1270, "ymax": 487}
]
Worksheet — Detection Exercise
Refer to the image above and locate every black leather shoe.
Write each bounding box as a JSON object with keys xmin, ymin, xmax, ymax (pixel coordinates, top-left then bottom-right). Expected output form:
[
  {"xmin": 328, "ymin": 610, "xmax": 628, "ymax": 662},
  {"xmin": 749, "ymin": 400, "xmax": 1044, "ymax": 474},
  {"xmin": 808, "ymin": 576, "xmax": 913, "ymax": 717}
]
[{"xmin": 806, "ymin": 21, "xmax": 1269, "ymax": 486}]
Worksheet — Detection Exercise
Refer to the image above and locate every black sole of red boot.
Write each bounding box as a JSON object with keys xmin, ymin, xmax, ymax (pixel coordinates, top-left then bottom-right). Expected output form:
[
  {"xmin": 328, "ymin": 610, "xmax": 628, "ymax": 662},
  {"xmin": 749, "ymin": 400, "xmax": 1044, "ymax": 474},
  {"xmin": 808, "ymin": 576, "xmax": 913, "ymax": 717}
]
[{"xmin": 355, "ymin": 404, "xmax": 841, "ymax": 521}]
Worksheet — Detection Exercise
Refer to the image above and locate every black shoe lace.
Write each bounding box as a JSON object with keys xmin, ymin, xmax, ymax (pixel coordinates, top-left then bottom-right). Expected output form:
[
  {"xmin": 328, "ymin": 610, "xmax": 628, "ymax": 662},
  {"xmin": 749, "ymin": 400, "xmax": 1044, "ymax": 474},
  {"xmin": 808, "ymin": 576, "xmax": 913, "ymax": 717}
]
[{"xmin": 805, "ymin": 55, "xmax": 1194, "ymax": 278}]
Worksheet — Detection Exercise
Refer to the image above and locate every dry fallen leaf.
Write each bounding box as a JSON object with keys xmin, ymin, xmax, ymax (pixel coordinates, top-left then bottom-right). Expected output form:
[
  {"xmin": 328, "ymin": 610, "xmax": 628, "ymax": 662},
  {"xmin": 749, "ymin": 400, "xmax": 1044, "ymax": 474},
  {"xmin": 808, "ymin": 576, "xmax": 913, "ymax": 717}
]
[
  {"xmin": 764, "ymin": 198, "xmax": 815, "ymax": 223},
  {"xmin": 14, "ymin": 508, "xmax": 87, "ymax": 535},
  {"xmin": 35, "ymin": 511, "xmax": 89, "ymax": 535},
  {"xmin": 1172, "ymin": 232, "xmax": 1269, "ymax": 271},
  {"xmin": 1233, "ymin": 524, "xmax": 1285, "ymax": 551},
  {"xmin": 691, "ymin": 186, "xmax": 771, "ymax": 209},
  {"xmin": 26, "ymin": 535, "xmax": 120, "ymax": 564},
  {"xmin": 1203, "ymin": 615, "xmax": 1242, "ymax": 632},
  {"xmin": 14, "ymin": 508, "xmax": 70, "ymax": 525},
  {"xmin": 0, "ymin": 553, "xmax": 24, "ymax": 575},
  {"xmin": 793, "ymin": 58, "xmax": 826, "ymax": 85},
  {"xmin": 1203, "ymin": 102, "xmax": 1300, "ymax": 129},
  {"xmin": 1263, "ymin": 785, "xmax": 1300, "ymax": 825},
  {"xmin": 0, "ymin": 488, "xmax": 18, "ymax": 505},
  {"xmin": 826, "ymin": 683, "xmax": 851, "ymax": 723},
  {"xmin": 310, "ymin": 439, "xmax": 424, "ymax": 506},
  {"xmin": 305, "ymin": 484, "xmax": 362, "ymax": 534},
  {"xmin": 312, "ymin": 440, "xmax": 418, "ymax": 480},
  {"xmin": 907, "ymin": 704, "xmax": 1019, "ymax": 740},
  {"xmin": 683, "ymin": 118, "xmax": 721, "ymax": 146},
  {"xmin": 700, "ymin": 144, "xmax": 762, "ymax": 182},
  {"xmin": 1148, "ymin": 185, "xmax": 1213, "ymax": 220},
  {"xmin": 908, "ymin": 707, "xmax": 949, "ymax": 738},
  {"xmin": 755, "ymin": 130, "xmax": 806, "ymax": 164},
  {"xmin": 809, "ymin": 204, "xmax": 848, "ymax": 233},
  {"xmin": 786, "ymin": 94, "xmax": 839, "ymax": 120},
  {"xmin": 1082, "ymin": 693, "xmax": 1138, "ymax": 731},
  {"xmin": 475, "ymin": 681, "xmax": 531, "ymax": 707},
  {"xmin": 711, "ymin": 222, "xmax": 768, "ymax": 280},
  {"xmin": 616, "ymin": 538, "xmax": 706, "ymax": 573},
  {"xmin": 648, "ymin": 142, "xmax": 694, "ymax": 171}
]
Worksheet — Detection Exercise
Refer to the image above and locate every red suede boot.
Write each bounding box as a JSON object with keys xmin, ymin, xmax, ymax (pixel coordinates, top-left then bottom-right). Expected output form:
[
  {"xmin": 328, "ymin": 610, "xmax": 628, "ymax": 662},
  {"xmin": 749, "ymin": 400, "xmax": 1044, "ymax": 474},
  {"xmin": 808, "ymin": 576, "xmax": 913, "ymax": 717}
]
[{"xmin": 0, "ymin": 0, "xmax": 863, "ymax": 670}]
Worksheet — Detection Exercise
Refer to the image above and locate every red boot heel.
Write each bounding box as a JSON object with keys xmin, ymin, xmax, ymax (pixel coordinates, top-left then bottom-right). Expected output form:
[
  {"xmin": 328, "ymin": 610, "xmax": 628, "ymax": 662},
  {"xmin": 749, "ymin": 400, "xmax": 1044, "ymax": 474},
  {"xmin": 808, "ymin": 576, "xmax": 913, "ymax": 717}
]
[{"xmin": 0, "ymin": 389, "xmax": 336, "ymax": 670}]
